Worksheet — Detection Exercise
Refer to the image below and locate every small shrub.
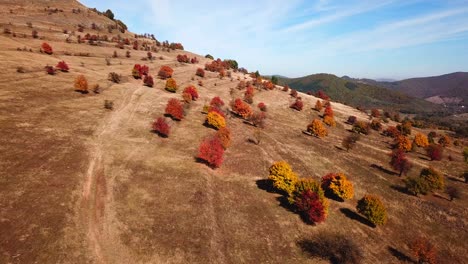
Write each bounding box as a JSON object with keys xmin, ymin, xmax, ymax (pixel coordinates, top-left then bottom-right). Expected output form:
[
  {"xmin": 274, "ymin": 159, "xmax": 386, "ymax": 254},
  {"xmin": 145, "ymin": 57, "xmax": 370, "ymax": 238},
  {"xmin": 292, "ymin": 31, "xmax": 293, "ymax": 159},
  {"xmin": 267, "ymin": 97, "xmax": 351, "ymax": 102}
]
[
  {"xmin": 16, "ymin": 66, "xmax": 26, "ymax": 73},
  {"xmin": 41, "ymin": 42, "xmax": 53, "ymax": 54},
  {"xmin": 258, "ymin": 102, "xmax": 267, "ymax": 112},
  {"xmin": 356, "ymin": 194, "xmax": 387, "ymax": 226},
  {"xmin": 104, "ymin": 100, "xmax": 114, "ymax": 110},
  {"xmin": 290, "ymin": 98, "xmax": 303, "ymax": 111},
  {"xmin": 152, "ymin": 117, "xmax": 170, "ymax": 137},
  {"xmin": 321, "ymin": 173, "xmax": 354, "ymax": 201},
  {"xmin": 371, "ymin": 108, "xmax": 380, "ymax": 118},
  {"xmin": 32, "ymin": 30, "xmax": 38, "ymax": 38},
  {"xmin": 323, "ymin": 115, "xmax": 336, "ymax": 127},
  {"xmin": 108, "ymin": 72, "xmax": 121, "ymax": 83},
  {"xmin": 352, "ymin": 121, "xmax": 370, "ymax": 135},
  {"xmin": 324, "ymin": 105, "xmax": 333, "ymax": 117},
  {"xmin": 197, "ymin": 136, "xmax": 224, "ymax": 168},
  {"xmin": 414, "ymin": 133, "xmax": 429, "ymax": 148},
  {"xmin": 74, "ymin": 75, "xmax": 88, "ymax": 93},
  {"xmin": 45, "ymin": 66, "xmax": 55, "ymax": 75},
  {"xmin": 205, "ymin": 111, "xmax": 226, "ymax": 130},
  {"xmin": 132, "ymin": 64, "xmax": 142, "ymax": 79},
  {"xmin": 370, "ymin": 119, "xmax": 382, "ymax": 131},
  {"xmin": 183, "ymin": 85, "xmax": 199, "ymax": 100},
  {"xmin": 342, "ymin": 133, "xmax": 360, "ymax": 151},
  {"xmin": 290, "ymin": 89, "xmax": 298, "ymax": 98},
  {"xmin": 196, "ymin": 68, "xmax": 205, "ymax": 77},
  {"xmin": 438, "ymin": 134, "xmax": 451, "ymax": 147},
  {"xmin": 426, "ymin": 144, "xmax": 443, "ymax": 161},
  {"xmin": 410, "ymin": 238, "xmax": 437, "ymax": 264},
  {"xmin": 56, "ymin": 61, "xmax": 69, "ymax": 72},
  {"xmin": 307, "ymin": 119, "xmax": 327, "ymax": 138},
  {"xmin": 248, "ymin": 111, "xmax": 267, "ymax": 128},
  {"xmin": 397, "ymin": 121, "xmax": 412, "ymax": 136},
  {"xmin": 215, "ymin": 127, "xmax": 231, "ymax": 149},
  {"xmin": 268, "ymin": 161, "xmax": 298, "ymax": 195},
  {"xmin": 165, "ymin": 98, "xmax": 184, "ymax": 120},
  {"xmin": 177, "ymin": 54, "xmax": 189, "ymax": 63},
  {"xmin": 383, "ymin": 126, "xmax": 400, "ymax": 138},
  {"xmin": 210, "ymin": 96, "xmax": 225, "ymax": 109},
  {"xmin": 346, "ymin": 116, "xmax": 357, "ymax": 125},
  {"xmin": 144, "ymin": 75, "xmax": 154, "ymax": 87},
  {"xmin": 282, "ymin": 85, "xmax": 289, "ymax": 92},
  {"xmin": 158, "ymin": 65, "xmax": 174, "ymax": 79},
  {"xmin": 314, "ymin": 100, "xmax": 323, "ymax": 111},
  {"xmin": 165, "ymin": 78, "xmax": 177, "ymax": 92}
]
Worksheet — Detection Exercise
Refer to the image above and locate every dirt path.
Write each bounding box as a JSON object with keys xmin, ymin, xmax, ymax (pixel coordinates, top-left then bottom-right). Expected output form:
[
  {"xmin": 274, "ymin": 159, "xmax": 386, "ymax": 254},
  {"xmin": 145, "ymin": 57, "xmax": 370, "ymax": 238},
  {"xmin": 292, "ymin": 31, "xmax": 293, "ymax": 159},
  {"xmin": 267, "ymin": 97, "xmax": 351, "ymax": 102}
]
[{"xmin": 80, "ymin": 86, "xmax": 147, "ymax": 263}]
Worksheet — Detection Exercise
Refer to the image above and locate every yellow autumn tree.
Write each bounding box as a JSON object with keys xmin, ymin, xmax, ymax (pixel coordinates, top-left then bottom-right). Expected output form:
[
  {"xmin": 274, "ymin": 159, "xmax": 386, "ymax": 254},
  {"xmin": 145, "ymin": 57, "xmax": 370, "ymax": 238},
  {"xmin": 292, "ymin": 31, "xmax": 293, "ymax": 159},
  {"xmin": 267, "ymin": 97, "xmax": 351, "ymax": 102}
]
[
  {"xmin": 205, "ymin": 111, "xmax": 226, "ymax": 130},
  {"xmin": 307, "ymin": 119, "xmax": 328, "ymax": 138},
  {"xmin": 323, "ymin": 115, "xmax": 336, "ymax": 127},
  {"xmin": 414, "ymin": 133, "xmax": 429, "ymax": 148},
  {"xmin": 268, "ymin": 161, "xmax": 298, "ymax": 195},
  {"xmin": 321, "ymin": 173, "xmax": 354, "ymax": 201}
]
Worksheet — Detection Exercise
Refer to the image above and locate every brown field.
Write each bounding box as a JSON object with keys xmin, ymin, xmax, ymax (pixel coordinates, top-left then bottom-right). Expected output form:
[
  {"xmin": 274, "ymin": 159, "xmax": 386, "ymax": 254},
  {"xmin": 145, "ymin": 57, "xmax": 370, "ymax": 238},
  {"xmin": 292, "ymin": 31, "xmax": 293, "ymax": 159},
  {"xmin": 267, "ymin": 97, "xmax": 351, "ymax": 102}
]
[{"xmin": 0, "ymin": 1, "xmax": 467, "ymax": 263}]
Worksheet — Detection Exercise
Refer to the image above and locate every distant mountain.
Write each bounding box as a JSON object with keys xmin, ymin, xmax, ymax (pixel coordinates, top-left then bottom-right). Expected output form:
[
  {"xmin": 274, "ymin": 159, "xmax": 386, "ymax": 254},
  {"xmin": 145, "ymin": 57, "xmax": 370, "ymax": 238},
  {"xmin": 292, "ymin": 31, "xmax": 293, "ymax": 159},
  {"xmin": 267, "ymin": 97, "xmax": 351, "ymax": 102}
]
[
  {"xmin": 351, "ymin": 72, "xmax": 468, "ymax": 105},
  {"xmin": 279, "ymin": 73, "xmax": 440, "ymax": 114}
]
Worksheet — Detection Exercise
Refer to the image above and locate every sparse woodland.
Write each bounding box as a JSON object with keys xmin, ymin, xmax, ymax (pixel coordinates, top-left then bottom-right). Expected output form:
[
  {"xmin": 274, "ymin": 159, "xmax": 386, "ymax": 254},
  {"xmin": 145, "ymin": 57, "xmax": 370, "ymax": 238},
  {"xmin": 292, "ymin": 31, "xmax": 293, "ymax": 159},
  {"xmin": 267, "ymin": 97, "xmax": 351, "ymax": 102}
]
[{"xmin": 0, "ymin": 1, "xmax": 466, "ymax": 264}]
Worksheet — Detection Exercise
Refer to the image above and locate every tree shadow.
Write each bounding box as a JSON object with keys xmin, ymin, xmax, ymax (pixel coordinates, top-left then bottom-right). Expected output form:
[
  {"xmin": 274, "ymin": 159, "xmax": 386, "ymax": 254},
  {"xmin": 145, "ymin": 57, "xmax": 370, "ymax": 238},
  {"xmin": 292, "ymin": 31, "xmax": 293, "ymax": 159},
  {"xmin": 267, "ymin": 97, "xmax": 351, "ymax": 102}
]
[
  {"xmin": 387, "ymin": 246, "xmax": 415, "ymax": 263},
  {"xmin": 433, "ymin": 193, "xmax": 450, "ymax": 201},
  {"xmin": 370, "ymin": 164, "xmax": 398, "ymax": 176},
  {"xmin": 275, "ymin": 195, "xmax": 296, "ymax": 213},
  {"xmin": 255, "ymin": 179, "xmax": 281, "ymax": 194},
  {"xmin": 150, "ymin": 130, "xmax": 168, "ymax": 138},
  {"xmin": 334, "ymin": 145, "xmax": 345, "ymax": 151},
  {"xmin": 194, "ymin": 157, "xmax": 216, "ymax": 169},
  {"xmin": 389, "ymin": 185, "xmax": 413, "ymax": 196},
  {"xmin": 339, "ymin": 208, "xmax": 375, "ymax": 228},
  {"xmin": 419, "ymin": 156, "xmax": 431, "ymax": 161}
]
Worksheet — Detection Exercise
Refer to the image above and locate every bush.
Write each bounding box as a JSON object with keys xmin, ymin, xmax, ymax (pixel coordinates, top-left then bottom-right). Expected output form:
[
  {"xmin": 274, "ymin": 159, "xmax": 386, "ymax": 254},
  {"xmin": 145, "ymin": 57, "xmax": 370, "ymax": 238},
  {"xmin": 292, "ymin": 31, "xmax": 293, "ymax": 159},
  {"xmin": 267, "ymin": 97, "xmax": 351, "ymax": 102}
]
[
  {"xmin": 210, "ymin": 96, "xmax": 225, "ymax": 109},
  {"xmin": 45, "ymin": 66, "xmax": 55, "ymax": 75},
  {"xmin": 290, "ymin": 89, "xmax": 298, "ymax": 98},
  {"xmin": 231, "ymin": 98, "xmax": 252, "ymax": 119},
  {"xmin": 414, "ymin": 133, "xmax": 429, "ymax": 148},
  {"xmin": 196, "ymin": 68, "xmax": 205, "ymax": 77},
  {"xmin": 41, "ymin": 42, "xmax": 53, "ymax": 54},
  {"xmin": 152, "ymin": 117, "xmax": 170, "ymax": 137},
  {"xmin": 321, "ymin": 173, "xmax": 354, "ymax": 201},
  {"xmin": 323, "ymin": 115, "xmax": 336, "ymax": 127},
  {"xmin": 108, "ymin": 72, "xmax": 121, "ymax": 83},
  {"xmin": 346, "ymin": 116, "xmax": 357, "ymax": 125},
  {"xmin": 324, "ymin": 105, "xmax": 333, "ymax": 117},
  {"xmin": 74, "ymin": 75, "xmax": 88, "ymax": 93},
  {"xmin": 288, "ymin": 178, "xmax": 326, "ymax": 207},
  {"xmin": 56, "ymin": 61, "xmax": 69, "ymax": 72},
  {"xmin": 410, "ymin": 238, "xmax": 437, "ymax": 264},
  {"xmin": 165, "ymin": 98, "xmax": 184, "ymax": 120},
  {"xmin": 356, "ymin": 194, "xmax": 387, "ymax": 226},
  {"xmin": 177, "ymin": 54, "xmax": 189, "ymax": 63},
  {"xmin": 143, "ymin": 75, "xmax": 154, "ymax": 87},
  {"xmin": 297, "ymin": 233, "xmax": 362, "ymax": 264},
  {"xmin": 389, "ymin": 148, "xmax": 412, "ymax": 176},
  {"xmin": 383, "ymin": 126, "xmax": 400, "ymax": 138},
  {"xmin": 404, "ymin": 177, "xmax": 431, "ymax": 196},
  {"xmin": 426, "ymin": 144, "xmax": 443, "ymax": 161},
  {"xmin": 132, "ymin": 64, "xmax": 142, "ymax": 79},
  {"xmin": 268, "ymin": 161, "xmax": 298, "ymax": 195},
  {"xmin": 316, "ymin": 90, "xmax": 330, "ymax": 100},
  {"xmin": 248, "ymin": 111, "xmax": 266, "ymax": 128},
  {"xmin": 165, "ymin": 78, "xmax": 177, "ymax": 92},
  {"xmin": 295, "ymin": 190, "xmax": 327, "ymax": 224},
  {"xmin": 438, "ymin": 134, "xmax": 451, "ymax": 147},
  {"xmin": 370, "ymin": 119, "xmax": 382, "ymax": 131},
  {"xmin": 342, "ymin": 133, "xmax": 360, "ymax": 151},
  {"xmin": 158, "ymin": 65, "xmax": 174, "ymax": 79},
  {"xmin": 290, "ymin": 99, "xmax": 303, "ymax": 111},
  {"xmin": 371, "ymin": 108, "xmax": 380, "ymax": 118},
  {"xmin": 104, "ymin": 100, "xmax": 114, "ymax": 110},
  {"xmin": 205, "ymin": 111, "xmax": 226, "ymax": 130},
  {"xmin": 307, "ymin": 119, "xmax": 327, "ymax": 138},
  {"xmin": 197, "ymin": 136, "xmax": 224, "ymax": 168},
  {"xmin": 397, "ymin": 121, "xmax": 412, "ymax": 135},
  {"xmin": 282, "ymin": 85, "xmax": 289, "ymax": 92},
  {"xmin": 420, "ymin": 167, "xmax": 444, "ymax": 191},
  {"xmin": 183, "ymin": 85, "xmax": 198, "ymax": 100},
  {"xmin": 352, "ymin": 121, "xmax": 370, "ymax": 135},
  {"xmin": 215, "ymin": 127, "xmax": 231, "ymax": 149},
  {"xmin": 258, "ymin": 102, "xmax": 267, "ymax": 112},
  {"xmin": 205, "ymin": 59, "xmax": 226, "ymax": 72}
]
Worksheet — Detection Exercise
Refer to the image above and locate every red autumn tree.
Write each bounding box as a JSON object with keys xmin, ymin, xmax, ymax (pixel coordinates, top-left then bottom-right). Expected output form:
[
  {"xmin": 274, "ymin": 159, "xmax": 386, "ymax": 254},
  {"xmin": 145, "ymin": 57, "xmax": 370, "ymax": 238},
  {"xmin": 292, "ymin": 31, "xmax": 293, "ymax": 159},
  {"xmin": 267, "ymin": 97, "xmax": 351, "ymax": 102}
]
[
  {"xmin": 383, "ymin": 126, "xmax": 401, "ymax": 138},
  {"xmin": 426, "ymin": 144, "xmax": 443, "ymax": 161},
  {"xmin": 158, "ymin": 65, "xmax": 174, "ymax": 79},
  {"xmin": 177, "ymin": 54, "xmax": 190, "ymax": 63},
  {"xmin": 371, "ymin": 108, "xmax": 380, "ymax": 118},
  {"xmin": 290, "ymin": 98, "xmax": 303, "ymax": 111},
  {"xmin": 324, "ymin": 105, "xmax": 334, "ymax": 117},
  {"xmin": 165, "ymin": 98, "xmax": 184, "ymax": 121},
  {"xmin": 197, "ymin": 136, "xmax": 224, "ymax": 168},
  {"xmin": 294, "ymin": 190, "xmax": 326, "ymax": 224},
  {"xmin": 183, "ymin": 85, "xmax": 199, "ymax": 100},
  {"xmin": 144, "ymin": 75, "xmax": 154, "ymax": 87},
  {"xmin": 410, "ymin": 238, "xmax": 437, "ymax": 264},
  {"xmin": 152, "ymin": 117, "xmax": 170, "ymax": 137},
  {"xmin": 389, "ymin": 148, "xmax": 412, "ymax": 176},
  {"xmin": 196, "ymin": 68, "xmax": 205, "ymax": 77},
  {"xmin": 231, "ymin": 98, "xmax": 252, "ymax": 118},
  {"xmin": 56, "ymin": 61, "xmax": 69, "ymax": 72},
  {"xmin": 210, "ymin": 96, "xmax": 225, "ymax": 109},
  {"xmin": 258, "ymin": 102, "xmax": 267, "ymax": 112},
  {"xmin": 316, "ymin": 90, "xmax": 330, "ymax": 100},
  {"xmin": 41, "ymin": 42, "xmax": 53, "ymax": 55},
  {"xmin": 290, "ymin": 89, "xmax": 298, "ymax": 98}
]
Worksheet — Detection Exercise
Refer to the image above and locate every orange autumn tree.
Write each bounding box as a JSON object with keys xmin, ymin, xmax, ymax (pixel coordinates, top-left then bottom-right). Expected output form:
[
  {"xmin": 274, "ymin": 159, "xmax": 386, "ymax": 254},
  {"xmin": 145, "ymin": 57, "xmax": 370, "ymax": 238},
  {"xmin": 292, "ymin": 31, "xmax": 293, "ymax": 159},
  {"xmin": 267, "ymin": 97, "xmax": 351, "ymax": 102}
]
[
  {"xmin": 314, "ymin": 100, "xmax": 323, "ymax": 111},
  {"xmin": 231, "ymin": 98, "xmax": 252, "ymax": 119},
  {"xmin": 74, "ymin": 75, "xmax": 88, "ymax": 93},
  {"xmin": 321, "ymin": 173, "xmax": 354, "ymax": 201},
  {"xmin": 307, "ymin": 119, "xmax": 327, "ymax": 138},
  {"xmin": 396, "ymin": 135, "xmax": 412, "ymax": 152},
  {"xmin": 215, "ymin": 127, "xmax": 231, "ymax": 149},
  {"xmin": 414, "ymin": 133, "xmax": 429, "ymax": 148}
]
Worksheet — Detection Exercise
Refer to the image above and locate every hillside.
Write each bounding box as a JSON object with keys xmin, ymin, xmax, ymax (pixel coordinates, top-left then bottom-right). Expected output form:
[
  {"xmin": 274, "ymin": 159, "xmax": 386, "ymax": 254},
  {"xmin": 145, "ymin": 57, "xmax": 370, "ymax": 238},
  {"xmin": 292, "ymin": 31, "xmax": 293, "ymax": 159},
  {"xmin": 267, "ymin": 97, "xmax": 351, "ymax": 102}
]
[
  {"xmin": 279, "ymin": 73, "xmax": 440, "ymax": 114},
  {"xmin": 0, "ymin": 1, "xmax": 467, "ymax": 264}
]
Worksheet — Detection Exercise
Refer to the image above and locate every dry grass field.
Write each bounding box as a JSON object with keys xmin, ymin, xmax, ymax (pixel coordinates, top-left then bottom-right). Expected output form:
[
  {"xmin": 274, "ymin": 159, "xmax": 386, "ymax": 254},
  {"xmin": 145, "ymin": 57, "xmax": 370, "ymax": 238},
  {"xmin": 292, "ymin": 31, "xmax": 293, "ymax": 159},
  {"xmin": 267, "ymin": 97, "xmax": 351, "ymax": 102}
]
[{"xmin": 0, "ymin": 1, "xmax": 467, "ymax": 263}]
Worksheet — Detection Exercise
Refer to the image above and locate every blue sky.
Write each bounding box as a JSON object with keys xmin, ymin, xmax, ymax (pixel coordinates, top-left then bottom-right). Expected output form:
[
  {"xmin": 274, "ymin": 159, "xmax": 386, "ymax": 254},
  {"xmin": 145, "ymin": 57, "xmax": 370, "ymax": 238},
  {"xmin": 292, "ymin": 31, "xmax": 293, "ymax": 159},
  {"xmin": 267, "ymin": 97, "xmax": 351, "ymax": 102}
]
[{"xmin": 80, "ymin": 0, "xmax": 468, "ymax": 80}]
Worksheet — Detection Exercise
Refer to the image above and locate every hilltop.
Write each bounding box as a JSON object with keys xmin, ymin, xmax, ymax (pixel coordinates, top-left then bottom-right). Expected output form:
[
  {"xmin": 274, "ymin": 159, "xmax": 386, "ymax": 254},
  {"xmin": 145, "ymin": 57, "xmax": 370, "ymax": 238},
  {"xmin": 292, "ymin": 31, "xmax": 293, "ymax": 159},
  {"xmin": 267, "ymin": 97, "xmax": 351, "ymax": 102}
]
[{"xmin": 0, "ymin": 1, "xmax": 467, "ymax": 264}]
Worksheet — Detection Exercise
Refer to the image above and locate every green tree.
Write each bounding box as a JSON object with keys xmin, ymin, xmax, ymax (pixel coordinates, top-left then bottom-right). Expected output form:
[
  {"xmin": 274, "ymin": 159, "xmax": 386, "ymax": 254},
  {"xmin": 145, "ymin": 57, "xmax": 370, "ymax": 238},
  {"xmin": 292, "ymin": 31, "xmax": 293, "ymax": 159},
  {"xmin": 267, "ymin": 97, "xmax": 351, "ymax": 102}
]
[
  {"xmin": 271, "ymin": 75, "xmax": 278, "ymax": 85},
  {"xmin": 104, "ymin": 9, "xmax": 115, "ymax": 20}
]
